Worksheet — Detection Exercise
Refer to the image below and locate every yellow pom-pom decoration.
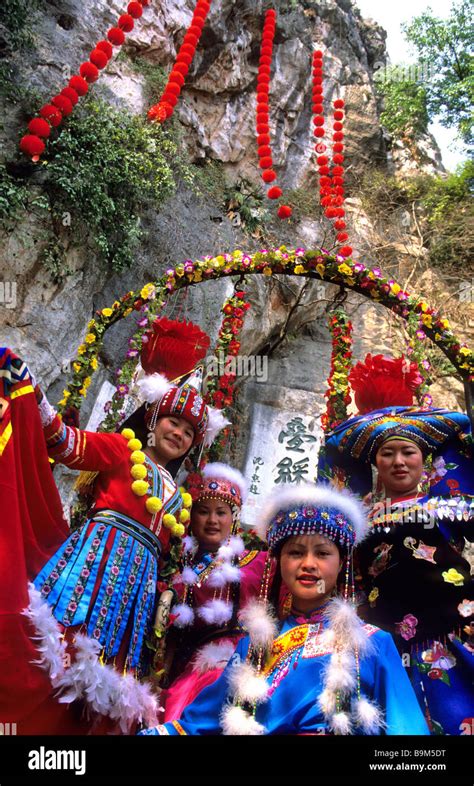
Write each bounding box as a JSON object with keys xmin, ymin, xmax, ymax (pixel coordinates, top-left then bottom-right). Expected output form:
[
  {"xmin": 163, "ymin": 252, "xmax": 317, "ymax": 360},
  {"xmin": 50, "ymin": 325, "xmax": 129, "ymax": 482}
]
[
  {"xmin": 179, "ymin": 486, "xmax": 186, "ymax": 494},
  {"xmin": 130, "ymin": 464, "xmax": 147, "ymax": 481},
  {"xmin": 121, "ymin": 428, "xmax": 135, "ymax": 440},
  {"xmin": 131, "ymin": 479, "xmax": 149, "ymax": 497},
  {"xmin": 179, "ymin": 509, "xmax": 190, "ymax": 524},
  {"xmin": 146, "ymin": 496, "xmax": 163, "ymax": 515},
  {"xmin": 127, "ymin": 438, "xmax": 142, "ymax": 451},
  {"xmin": 130, "ymin": 450, "xmax": 146, "ymax": 464},
  {"xmin": 181, "ymin": 492, "xmax": 193, "ymax": 508},
  {"xmin": 163, "ymin": 513, "xmax": 177, "ymax": 529},
  {"xmin": 172, "ymin": 523, "xmax": 185, "ymax": 538}
]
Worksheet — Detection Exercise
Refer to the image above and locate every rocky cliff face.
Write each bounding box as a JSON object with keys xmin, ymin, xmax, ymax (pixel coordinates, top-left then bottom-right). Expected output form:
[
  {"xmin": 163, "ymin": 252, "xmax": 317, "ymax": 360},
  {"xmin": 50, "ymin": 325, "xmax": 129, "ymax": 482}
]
[{"xmin": 1, "ymin": 0, "xmax": 468, "ymax": 518}]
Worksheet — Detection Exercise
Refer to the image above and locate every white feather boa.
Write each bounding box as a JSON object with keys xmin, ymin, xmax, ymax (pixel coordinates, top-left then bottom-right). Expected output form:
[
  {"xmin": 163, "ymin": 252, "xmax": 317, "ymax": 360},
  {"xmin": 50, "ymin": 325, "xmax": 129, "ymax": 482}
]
[
  {"xmin": 193, "ymin": 640, "xmax": 237, "ymax": 673},
  {"xmin": 222, "ymin": 596, "xmax": 384, "ymax": 736},
  {"xmin": 23, "ymin": 583, "xmax": 159, "ymax": 732}
]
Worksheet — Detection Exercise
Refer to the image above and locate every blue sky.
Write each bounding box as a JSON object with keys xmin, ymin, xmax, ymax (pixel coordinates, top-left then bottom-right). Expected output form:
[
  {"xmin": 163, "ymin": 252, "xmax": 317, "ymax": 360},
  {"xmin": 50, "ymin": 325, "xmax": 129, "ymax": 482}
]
[{"xmin": 355, "ymin": 0, "xmax": 466, "ymax": 171}]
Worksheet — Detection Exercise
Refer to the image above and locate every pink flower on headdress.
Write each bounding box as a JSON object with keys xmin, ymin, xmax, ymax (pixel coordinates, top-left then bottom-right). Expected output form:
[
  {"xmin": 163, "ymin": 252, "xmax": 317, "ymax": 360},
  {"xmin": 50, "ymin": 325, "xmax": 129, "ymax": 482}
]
[{"xmin": 395, "ymin": 613, "xmax": 418, "ymax": 641}]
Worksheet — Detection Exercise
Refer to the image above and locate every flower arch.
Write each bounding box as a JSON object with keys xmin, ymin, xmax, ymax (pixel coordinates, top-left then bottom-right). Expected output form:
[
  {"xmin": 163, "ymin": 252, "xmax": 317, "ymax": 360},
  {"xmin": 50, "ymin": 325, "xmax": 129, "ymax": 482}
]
[{"xmin": 58, "ymin": 248, "xmax": 474, "ymax": 431}]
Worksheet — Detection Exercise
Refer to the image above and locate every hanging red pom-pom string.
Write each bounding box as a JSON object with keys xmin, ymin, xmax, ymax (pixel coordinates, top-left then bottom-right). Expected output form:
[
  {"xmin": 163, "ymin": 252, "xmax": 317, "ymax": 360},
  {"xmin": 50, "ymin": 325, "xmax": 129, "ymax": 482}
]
[
  {"xmin": 312, "ymin": 50, "xmax": 353, "ymax": 259},
  {"xmin": 147, "ymin": 0, "xmax": 214, "ymax": 123},
  {"xmin": 19, "ymin": 0, "xmax": 150, "ymax": 161},
  {"xmin": 256, "ymin": 9, "xmax": 292, "ymax": 220}
]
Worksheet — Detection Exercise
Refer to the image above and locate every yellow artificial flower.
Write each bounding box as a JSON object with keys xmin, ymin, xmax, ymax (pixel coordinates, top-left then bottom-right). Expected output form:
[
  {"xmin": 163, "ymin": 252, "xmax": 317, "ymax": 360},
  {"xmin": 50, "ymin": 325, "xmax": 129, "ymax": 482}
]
[
  {"xmin": 442, "ymin": 569, "xmax": 464, "ymax": 586},
  {"xmin": 87, "ymin": 319, "xmax": 96, "ymax": 330},
  {"xmin": 368, "ymin": 588, "xmax": 379, "ymax": 604},
  {"xmin": 91, "ymin": 357, "xmax": 98, "ymax": 370},
  {"xmin": 79, "ymin": 387, "xmax": 87, "ymax": 397},
  {"xmin": 418, "ymin": 301, "xmax": 429, "ymax": 312},
  {"xmin": 123, "ymin": 308, "xmax": 132, "ymax": 317},
  {"xmin": 83, "ymin": 376, "xmax": 92, "ymax": 389},
  {"xmin": 101, "ymin": 307, "xmax": 113, "ymax": 317},
  {"xmin": 390, "ymin": 283, "xmax": 401, "ymax": 294},
  {"xmin": 140, "ymin": 283, "xmax": 155, "ymax": 299},
  {"xmin": 85, "ymin": 333, "xmax": 96, "ymax": 344},
  {"xmin": 263, "ymin": 267, "xmax": 273, "ymax": 276},
  {"xmin": 58, "ymin": 398, "xmax": 67, "ymax": 407},
  {"xmin": 62, "ymin": 389, "xmax": 71, "ymax": 399},
  {"xmin": 439, "ymin": 318, "xmax": 451, "ymax": 330},
  {"xmin": 294, "ymin": 264, "xmax": 305, "ymax": 274},
  {"xmin": 337, "ymin": 263, "xmax": 352, "ymax": 277},
  {"xmin": 77, "ymin": 345, "xmax": 86, "ymax": 355},
  {"xmin": 73, "ymin": 362, "xmax": 81, "ymax": 373},
  {"xmin": 459, "ymin": 346, "xmax": 471, "ymax": 356},
  {"xmin": 316, "ymin": 264, "xmax": 325, "ymax": 276},
  {"xmin": 421, "ymin": 314, "xmax": 433, "ymax": 328},
  {"xmin": 193, "ymin": 271, "xmax": 203, "ymax": 283}
]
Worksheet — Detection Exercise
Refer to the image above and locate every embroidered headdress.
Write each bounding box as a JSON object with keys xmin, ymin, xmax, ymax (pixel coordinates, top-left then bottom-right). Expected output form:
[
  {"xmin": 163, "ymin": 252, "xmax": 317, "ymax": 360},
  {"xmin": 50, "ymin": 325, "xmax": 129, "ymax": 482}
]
[
  {"xmin": 135, "ymin": 318, "xmax": 229, "ymax": 447},
  {"xmin": 257, "ymin": 483, "xmax": 367, "ymax": 553},
  {"xmin": 222, "ymin": 484, "xmax": 383, "ymax": 736},
  {"xmin": 187, "ymin": 462, "xmax": 248, "ymax": 510},
  {"xmin": 318, "ymin": 353, "xmax": 474, "ymax": 497}
]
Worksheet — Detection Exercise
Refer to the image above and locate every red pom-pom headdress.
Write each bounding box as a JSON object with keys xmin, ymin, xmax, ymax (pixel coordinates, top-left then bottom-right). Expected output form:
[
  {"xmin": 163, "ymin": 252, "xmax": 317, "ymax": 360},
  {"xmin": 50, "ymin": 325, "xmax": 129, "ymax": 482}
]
[
  {"xmin": 136, "ymin": 319, "xmax": 229, "ymax": 447},
  {"xmin": 141, "ymin": 317, "xmax": 210, "ymax": 380},
  {"xmin": 349, "ymin": 354, "xmax": 423, "ymax": 414}
]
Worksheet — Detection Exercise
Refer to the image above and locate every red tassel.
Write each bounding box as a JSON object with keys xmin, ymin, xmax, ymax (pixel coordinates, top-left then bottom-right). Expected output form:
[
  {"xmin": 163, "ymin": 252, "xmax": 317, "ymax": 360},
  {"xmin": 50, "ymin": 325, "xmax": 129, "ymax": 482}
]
[
  {"xmin": 39, "ymin": 104, "xmax": 62, "ymax": 126},
  {"xmin": 51, "ymin": 95, "xmax": 73, "ymax": 116},
  {"xmin": 107, "ymin": 27, "xmax": 126, "ymax": 46},
  {"xmin": 262, "ymin": 169, "xmax": 276, "ymax": 183},
  {"xmin": 61, "ymin": 87, "xmax": 79, "ymax": 105},
  {"xmin": 19, "ymin": 134, "xmax": 45, "ymax": 158},
  {"xmin": 90, "ymin": 48, "xmax": 109, "ymax": 69},
  {"xmin": 128, "ymin": 2, "xmax": 143, "ymax": 18},
  {"xmin": 69, "ymin": 76, "xmax": 89, "ymax": 96},
  {"xmin": 28, "ymin": 118, "xmax": 51, "ymax": 138},
  {"xmin": 118, "ymin": 14, "xmax": 134, "ymax": 32},
  {"xmin": 79, "ymin": 62, "xmax": 99, "ymax": 83},
  {"xmin": 267, "ymin": 186, "xmax": 282, "ymax": 199},
  {"xmin": 96, "ymin": 40, "xmax": 113, "ymax": 58}
]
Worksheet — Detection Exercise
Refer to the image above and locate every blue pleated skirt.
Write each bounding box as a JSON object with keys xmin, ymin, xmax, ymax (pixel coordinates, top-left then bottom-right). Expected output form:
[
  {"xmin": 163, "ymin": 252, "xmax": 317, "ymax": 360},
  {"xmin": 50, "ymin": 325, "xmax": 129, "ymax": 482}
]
[{"xmin": 33, "ymin": 510, "xmax": 159, "ymax": 676}]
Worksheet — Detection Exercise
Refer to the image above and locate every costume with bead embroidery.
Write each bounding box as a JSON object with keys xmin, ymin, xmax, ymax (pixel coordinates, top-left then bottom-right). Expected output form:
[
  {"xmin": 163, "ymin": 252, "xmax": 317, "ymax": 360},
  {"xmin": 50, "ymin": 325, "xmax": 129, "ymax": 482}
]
[
  {"xmin": 3, "ymin": 320, "xmax": 228, "ymax": 734},
  {"xmin": 319, "ymin": 355, "xmax": 474, "ymax": 735},
  {"xmin": 140, "ymin": 609, "xmax": 428, "ymax": 736},
  {"xmin": 140, "ymin": 484, "xmax": 428, "ymax": 736},
  {"xmin": 161, "ymin": 463, "xmax": 270, "ymax": 720}
]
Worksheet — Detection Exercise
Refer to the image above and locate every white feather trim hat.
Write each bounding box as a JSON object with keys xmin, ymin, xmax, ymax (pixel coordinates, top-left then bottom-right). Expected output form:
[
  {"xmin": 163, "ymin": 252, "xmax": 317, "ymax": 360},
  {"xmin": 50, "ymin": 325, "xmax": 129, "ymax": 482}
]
[{"xmin": 256, "ymin": 483, "xmax": 369, "ymax": 551}]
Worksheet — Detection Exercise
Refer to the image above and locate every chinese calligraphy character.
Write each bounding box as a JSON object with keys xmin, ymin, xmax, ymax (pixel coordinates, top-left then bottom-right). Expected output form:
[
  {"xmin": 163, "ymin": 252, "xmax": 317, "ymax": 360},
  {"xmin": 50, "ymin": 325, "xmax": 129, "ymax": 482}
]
[{"xmin": 278, "ymin": 417, "xmax": 317, "ymax": 453}]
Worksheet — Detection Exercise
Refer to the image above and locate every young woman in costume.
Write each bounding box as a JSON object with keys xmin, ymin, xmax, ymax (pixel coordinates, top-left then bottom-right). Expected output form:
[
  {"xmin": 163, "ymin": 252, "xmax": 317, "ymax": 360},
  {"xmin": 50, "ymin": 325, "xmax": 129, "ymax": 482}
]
[
  {"xmin": 1, "ymin": 320, "xmax": 228, "ymax": 734},
  {"xmin": 161, "ymin": 462, "xmax": 268, "ymax": 720},
  {"xmin": 320, "ymin": 354, "xmax": 474, "ymax": 736},
  {"xmin": 139, "ymin": 484, "xmax": 428, "ymax": 735}
]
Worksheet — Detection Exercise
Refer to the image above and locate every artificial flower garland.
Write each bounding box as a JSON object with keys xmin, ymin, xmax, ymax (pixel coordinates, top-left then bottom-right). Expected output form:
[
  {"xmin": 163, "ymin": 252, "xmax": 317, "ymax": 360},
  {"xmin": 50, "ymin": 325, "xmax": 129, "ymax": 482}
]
[
  {"xmin": 321, "ymin": 307, "xmax": 353, "ymax": 432},
  {"xmin": 148, "ymin": 0, "xmax": 213, "ymax": 122},
  {"xmin": 203, "ymin": 289, "xmax": 251, "ymax": 460},
  {"xmin": 256, "ymin": 9, "xmax": 292, "ymax": 220},
  {"xmin": 56, "ymin": 250, "xmax": 474, "ymax": 428},
  {"xmin": 312, "ymin": 50, "xmax": 352, "ymax": 258},
  {"xmin": 19, "ymin": 1, "xmax": 151, "ymax": 162}
]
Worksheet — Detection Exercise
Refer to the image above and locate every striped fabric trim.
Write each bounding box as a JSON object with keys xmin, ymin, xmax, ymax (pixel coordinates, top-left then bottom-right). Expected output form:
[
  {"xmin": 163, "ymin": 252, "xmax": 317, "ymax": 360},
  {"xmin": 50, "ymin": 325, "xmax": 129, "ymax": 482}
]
[{"xmin": 0, "ymin": 421, "xmax": 12, "ymax": 455}]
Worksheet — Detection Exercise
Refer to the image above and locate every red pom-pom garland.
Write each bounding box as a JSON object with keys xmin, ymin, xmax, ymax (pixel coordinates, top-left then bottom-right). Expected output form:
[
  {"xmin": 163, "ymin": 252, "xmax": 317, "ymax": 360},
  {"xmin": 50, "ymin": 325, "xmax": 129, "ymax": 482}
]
[
  {"xmin": 312, "ymin": 50, "xmax": 353, "ymax": 258},
  {"xmin": 147, "ymin": 0, "xmax": 214, "ymax": 124},
  {"xmin": 19, "ymin": 1, "xmax": 150, "ymax": 160},
  {"xmin": 256, "ymin": 9, "xmax": 292, "ymax": 220}
]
